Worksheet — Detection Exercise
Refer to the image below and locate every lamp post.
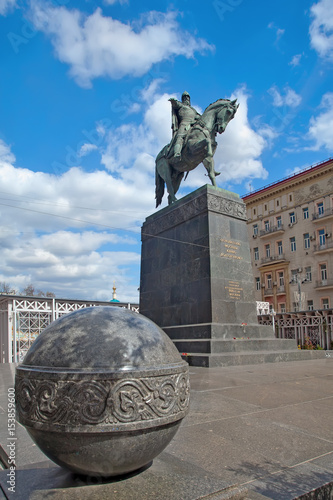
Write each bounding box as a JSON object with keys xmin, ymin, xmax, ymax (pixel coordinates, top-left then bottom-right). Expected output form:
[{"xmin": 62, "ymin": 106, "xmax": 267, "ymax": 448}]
[{"xmin": 289, "ymin": 274, "xmax": 308, "ymax": 311}]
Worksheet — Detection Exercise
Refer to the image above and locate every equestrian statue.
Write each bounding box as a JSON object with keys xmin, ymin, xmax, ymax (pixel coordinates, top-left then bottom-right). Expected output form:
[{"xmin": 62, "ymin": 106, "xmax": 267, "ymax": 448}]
[{"xmin": 155, "ymin": 91, "xmax": 239, "ymax": 207}]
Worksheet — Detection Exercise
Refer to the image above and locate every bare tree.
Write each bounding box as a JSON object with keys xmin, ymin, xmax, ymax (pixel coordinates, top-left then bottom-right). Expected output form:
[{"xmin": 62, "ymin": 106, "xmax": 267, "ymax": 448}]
[
  {"xmin": 22, "ymin": 284, "xmax": 36, "ymax": 296},
  {"xmin": 0, "ymin": 282, "xmax": 14, "ymax": 294},
  {"xmin": 21, "ymin": 284, "xmax": 56, "ymax": 298}
]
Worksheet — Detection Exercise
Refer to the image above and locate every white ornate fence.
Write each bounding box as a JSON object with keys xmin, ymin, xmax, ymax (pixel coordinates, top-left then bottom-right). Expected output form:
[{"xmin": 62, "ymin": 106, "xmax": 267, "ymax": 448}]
[
  {"xmin": 0, "ymin": 296, "xmax": 139, "ymax": 363},
  {"xmin": 258, "ymin": 310, "xmax": 333, "ymax": 349}
]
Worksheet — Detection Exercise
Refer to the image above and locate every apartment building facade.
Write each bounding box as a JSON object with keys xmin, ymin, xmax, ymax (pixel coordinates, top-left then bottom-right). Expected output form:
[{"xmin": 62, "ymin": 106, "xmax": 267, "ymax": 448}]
[{"xmin": 242, "ymin": 158, "xmax": 333, "ymax": 313}]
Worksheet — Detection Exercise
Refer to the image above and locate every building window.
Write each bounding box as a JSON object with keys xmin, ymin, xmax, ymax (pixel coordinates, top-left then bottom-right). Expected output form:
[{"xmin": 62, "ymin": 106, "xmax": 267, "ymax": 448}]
[
  {"xmin": 290, "ymin": 236, "xmax": 296, "ymax": 252},
  {"xmin": 253, "ymin": 208, "xmax": 256, "ymax": 216},
  {"xmin": 277, "ymin": 241, "xmax": 283, "ymax": 255},
  {"xmin": 255, "ymin": 277, "xmax": 261, "ymax": 291},
  {"xmin": 264, "ymin": 204, "xmax": 268, "ymax": 211},
  {"xmin": 321, "ymin": 298, "xmax": 329, "ymax": 310},
  {"xmin": 305, "ymin": 266, "xmax": 312, "ymax": 282},
  {"xmin": 304, "ymin": 233, "xmax": 310, "ymax": 249},
  {"xmin": 278, "ymin": 271, "xmax": 284, "ymax": 287},
  {"xmin": 264, "ymin": 220, "xmax": 270, "ymax": 231},
  {"xmin": 265, "ymin": 244, "xmax": 270, "ymax": 257},
  {"xmin": 303, "ymin": 207, "xmax": 309, "ymax": 219},
  {"xmin": 266, "ymin": 274, "xmax": 272, "ymax": 289},
  {"xmin": 253, "ymin": 224, "xmax": 258, "ymax": 236},
  {"xmin": 276, "ymin": 216, "xmax": 282, "ymax": 228},
  {"xmin": 320, "ymin": 263, "xmax": 327, "ymax": 281},
  {"xmin": 318, "ymin": 229, "xmax": 326, "ymax": 247},
  {"xmin": 317, "ymin": 201, "xmax": 324, "ymax": 215},
  {"xmin": 289, "ymin": 194, "xmax": 293, "ymax": 202},
  {"xmin": 254, "ymin": 247, "xmax": 259, "ymax": 261},
  {"xmin": 289, "ymin": 212, "xmax": 296, "ymax": 224},
  {"xmin": 276, "ymin": 199, "xmax": 280, "ymax": 207},
  {"xmin": 293, "ymin": 302, "xmax": 298, "ymax": 312},
  {"xmin": 279, "ymin": 303, "xmax": 286, "ymax": 313},
  {"xmin": 307, "ymin": 300, "xmax": 314, "ymax": 311}
]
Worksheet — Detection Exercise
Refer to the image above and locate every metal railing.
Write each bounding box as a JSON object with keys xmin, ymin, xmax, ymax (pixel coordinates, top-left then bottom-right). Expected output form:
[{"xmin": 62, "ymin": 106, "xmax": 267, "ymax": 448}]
[
  {"xmin": 313, "ymin": 240, "xmax": 333, "ymax": 252},
  {"xmin": 312, "ymin": 207, "xmax": 333, "ymax": 220},
  {"xmin": 315, "ymin": 279, "xmax": 333, "ymax": 288},
  {"xmin": 261, "ymin": 253, "xmax": 286, "ymax": 265},
  {"xmin": 258, "ymin": 309, "xmax": 333, "ymax": 350},
  {"xmin": 259, "ymin": 224, "xmax": 284, "ymax": 237}
]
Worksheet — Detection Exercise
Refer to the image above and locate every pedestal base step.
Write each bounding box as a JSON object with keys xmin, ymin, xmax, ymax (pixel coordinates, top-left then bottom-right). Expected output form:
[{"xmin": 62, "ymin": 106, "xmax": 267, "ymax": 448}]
[
  {"xmin": 180, "ymin": 349, "xmax": 326, "ymax": 367},
  {"xmin": 173, "ymin": 338, "xmax": 297, "ymax": 354}
]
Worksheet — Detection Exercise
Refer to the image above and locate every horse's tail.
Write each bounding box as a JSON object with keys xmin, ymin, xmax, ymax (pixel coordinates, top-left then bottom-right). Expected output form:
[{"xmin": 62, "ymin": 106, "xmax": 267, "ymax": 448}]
[
  {"xmin": 155, "ymin": 161, "xmax": 165, "ymax": 208},
  {"xmin": 155, "ymin": 146, "xmax": 169, "ymax": 208}
]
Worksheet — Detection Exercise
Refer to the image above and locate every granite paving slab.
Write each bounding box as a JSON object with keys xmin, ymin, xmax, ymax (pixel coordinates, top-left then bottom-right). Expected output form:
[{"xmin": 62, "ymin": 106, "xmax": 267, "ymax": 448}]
[
  {"xmin": 184, "ymin": 389, "xmax": 262, "ymax": 427},
  {"xmin": 0, "ymin": 359, "xmax": 332, "ymax": 499},
  {"xmin": 217, "ymin": 378, "xmax": 333, "ymax": 409},
  {"xmin": 248, "ymin": 459, "xmax": 333, "ymax": 500}
]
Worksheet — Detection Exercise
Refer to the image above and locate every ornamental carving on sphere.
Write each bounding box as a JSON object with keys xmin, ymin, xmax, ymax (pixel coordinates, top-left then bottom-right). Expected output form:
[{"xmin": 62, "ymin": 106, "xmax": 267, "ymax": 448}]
[{"xmin": 16, "ymin": 372, "xmax": 190, "ymax": 429}]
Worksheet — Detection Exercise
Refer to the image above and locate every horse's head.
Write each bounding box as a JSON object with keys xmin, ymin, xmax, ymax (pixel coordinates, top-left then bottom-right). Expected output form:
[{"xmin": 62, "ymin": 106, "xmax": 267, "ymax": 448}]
[{"xmin": 215, "ymin": 99, "xmax": 239, "ymax": 134}]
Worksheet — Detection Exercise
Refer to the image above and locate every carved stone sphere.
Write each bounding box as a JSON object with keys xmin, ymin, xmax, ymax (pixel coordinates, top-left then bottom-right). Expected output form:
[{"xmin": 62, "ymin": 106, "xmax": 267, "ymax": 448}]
[{"xmin": 15, "ymin": 306, "xmax": 190, "ymax": 477}]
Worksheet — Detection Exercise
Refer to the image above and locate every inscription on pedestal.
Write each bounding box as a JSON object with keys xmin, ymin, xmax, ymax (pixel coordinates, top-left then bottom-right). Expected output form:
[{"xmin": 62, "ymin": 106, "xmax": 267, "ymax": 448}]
[
  {"xmin": 220, "ymin": 238, "xmax": 243, "ymax": 261},
  {"xmin": 225, "ymin": 280, "xmax": 243, "ymax": 300}
]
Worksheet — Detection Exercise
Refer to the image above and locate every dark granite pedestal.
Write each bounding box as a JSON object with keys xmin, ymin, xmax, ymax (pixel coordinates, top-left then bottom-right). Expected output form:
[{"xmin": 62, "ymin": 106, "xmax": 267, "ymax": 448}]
[{"xmin": 140, "ymin": 186, "xmax": 324, "ymax": 367}]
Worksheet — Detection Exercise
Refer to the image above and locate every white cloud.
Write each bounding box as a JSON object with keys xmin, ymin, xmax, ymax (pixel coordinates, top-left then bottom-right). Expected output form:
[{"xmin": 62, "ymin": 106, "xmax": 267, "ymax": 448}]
[
  {"xmin": 0, "ymin": 139, "xmax": 16, "ymax": 163},
  {"xmin": 0, "ymin": 0, "xmax": 16, "ymax": 16},
  {"xmin": 78, "ymin": 143, "xmax": 98, "ymax": 157},
  {"xmin": 289, "ymin": 54, "xmax": 302, "ymax": 66},
  {"xmin": 0, "ymin": 143, "xmax": 153, "ymax": 302},
  {"xmin": 104, "ymin": 0, "xmax": 128, "ymax": 4},
  {"xmin": 285, "ymin": 166, "xmax": 302, "ymax": 176},
  {"xmin": 1, "ymin": 240, "xmax": 140, "ymax": 301},
  {"xmin": 29, "ymin": 2, "xmax": 213, "ymax": 87},
  {"xmin": 309, "ymin": 0, "xmax": 333, "ymax": 60},
  {"xmin": 307, "ymin": 92, "xmax": 333, "ymax": 151},
  {"xmin": 211, "ymin": 89, "xmax": 269, "ymax": 185},
  {"xmin": 0, "ymin": 161, "xmax": 155, "ymax": 232},
  {"xmin": 268, "ymin": 86, "xmax": 302, "ymax": 108},
  {"xmin": 268, "ymin": 22, "xmax": 285, "ymax": 42}
]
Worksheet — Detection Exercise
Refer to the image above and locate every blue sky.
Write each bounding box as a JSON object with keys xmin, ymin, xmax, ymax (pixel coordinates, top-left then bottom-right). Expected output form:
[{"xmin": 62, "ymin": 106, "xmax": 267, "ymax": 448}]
[{"xmin": 0, "ymin": 0, "xmax": 332, "ymax": 302}]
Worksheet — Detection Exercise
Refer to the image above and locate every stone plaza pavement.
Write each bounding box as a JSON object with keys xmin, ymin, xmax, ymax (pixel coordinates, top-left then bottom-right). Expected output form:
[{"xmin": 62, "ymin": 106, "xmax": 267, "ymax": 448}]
[{"xmin": 0, "ymin": 357, "xmax": 332, "ymax": 499}]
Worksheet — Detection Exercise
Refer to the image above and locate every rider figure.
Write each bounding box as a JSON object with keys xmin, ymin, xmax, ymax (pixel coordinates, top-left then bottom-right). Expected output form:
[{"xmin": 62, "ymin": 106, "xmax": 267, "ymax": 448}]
[{"xmin": 168, "ymin": 91, "xmax": 201, "ymax": 163}]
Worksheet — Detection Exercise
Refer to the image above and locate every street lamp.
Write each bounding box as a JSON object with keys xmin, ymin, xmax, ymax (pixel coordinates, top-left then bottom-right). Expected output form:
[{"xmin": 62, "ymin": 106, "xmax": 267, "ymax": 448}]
[{"xmin": 289, "ymin": 274, "xmax": 308, "ymax": 311}]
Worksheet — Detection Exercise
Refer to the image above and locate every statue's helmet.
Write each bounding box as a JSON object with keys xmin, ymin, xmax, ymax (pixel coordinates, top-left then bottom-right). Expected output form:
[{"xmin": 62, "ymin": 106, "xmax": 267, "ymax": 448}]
[{"xmin": 182, "ymin": 91, "xmax": 190, "ymax": 103}]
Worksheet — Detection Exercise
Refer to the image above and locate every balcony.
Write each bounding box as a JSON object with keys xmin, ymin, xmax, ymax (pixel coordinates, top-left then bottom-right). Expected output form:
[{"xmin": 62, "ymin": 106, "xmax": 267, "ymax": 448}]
[
  {"xmin": 264, "ymin": 287, "xmax": 274, "ymax": 297},
  {"xmin": 259, "ymin": 224, "xmax": 285, "ymax": 238},
  {"xmin": 313, "ymin": 240, "xmax": 333, "ymax": 254},
  {"xmin": 312, "ymin": 207, "xmax": 333, "ymax": 222},
  {"xmin": 277, "ymin": 285, "xmax": 286, "ymax": 295},
  {"xmin": 260, "ymin": 253, "xmax": 286, "ymax": 266},
  {"xmin": 315, "ymin": 279, "xmax": 333, "ymax": 290}
]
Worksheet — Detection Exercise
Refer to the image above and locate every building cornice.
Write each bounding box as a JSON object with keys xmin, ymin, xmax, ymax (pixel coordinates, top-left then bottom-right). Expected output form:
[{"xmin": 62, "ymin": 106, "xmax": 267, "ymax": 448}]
[{"xmin": 242, "ymin": 158, "xmax": 333, "ymax": 205}]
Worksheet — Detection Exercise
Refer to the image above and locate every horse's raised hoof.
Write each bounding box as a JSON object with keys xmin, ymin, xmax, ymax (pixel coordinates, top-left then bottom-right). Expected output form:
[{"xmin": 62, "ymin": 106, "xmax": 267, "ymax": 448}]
[
  {"xmin": 215, "ymin": 171, "xmax": 221, "ymax": 176},
  {"xmin": 168, "ymin": 196, "xmax": 177, "ymax": 205}
]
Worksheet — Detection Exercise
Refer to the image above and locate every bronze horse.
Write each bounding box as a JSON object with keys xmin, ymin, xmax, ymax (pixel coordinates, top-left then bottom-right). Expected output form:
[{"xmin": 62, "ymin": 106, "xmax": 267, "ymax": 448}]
[{"xmin": 155, "ymin": 98, "xmax": 239, "ymax": 207}]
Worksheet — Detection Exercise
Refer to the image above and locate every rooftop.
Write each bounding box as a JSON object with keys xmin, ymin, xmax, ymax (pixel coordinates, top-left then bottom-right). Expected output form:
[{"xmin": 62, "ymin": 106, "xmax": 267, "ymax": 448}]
[{"xmin": 242, "ymin": 157, "xmax": 333, "ymax": 201}]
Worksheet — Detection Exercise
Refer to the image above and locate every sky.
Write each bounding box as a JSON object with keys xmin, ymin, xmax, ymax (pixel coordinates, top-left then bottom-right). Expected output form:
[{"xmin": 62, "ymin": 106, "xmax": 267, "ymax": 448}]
[{"xmin": 0, "ymin": 0, "xmax": 333, "ymax": 303}]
